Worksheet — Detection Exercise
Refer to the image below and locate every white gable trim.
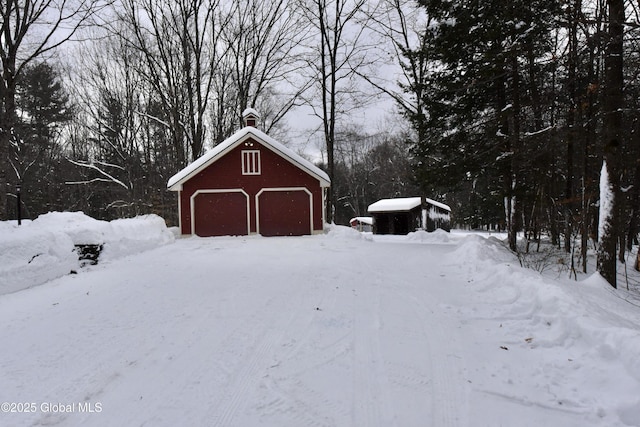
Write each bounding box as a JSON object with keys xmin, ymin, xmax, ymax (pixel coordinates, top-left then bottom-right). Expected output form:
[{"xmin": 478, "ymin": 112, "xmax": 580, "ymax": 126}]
[
  {"xmin": 190, "ymin": 189, "xmax": 250, "ymax": 236},
  {"xmin": 255, "ymin": 187, "xmax": 313, "ymax": 236},
  {"xmin": 168, "ymin": 127, "xmax": 330, "ymax": 191},
  {"xmin": 177, "ymin": 190, "xmax": 182, "ymax": 232},
  {"xmin": 322, "ymin": 187, "xmax": 328, "ymax": 228}
]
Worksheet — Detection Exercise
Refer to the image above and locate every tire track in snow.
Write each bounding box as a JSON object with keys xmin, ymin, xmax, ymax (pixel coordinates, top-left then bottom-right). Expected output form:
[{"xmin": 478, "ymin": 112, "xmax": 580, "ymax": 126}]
[
  {"xmin": 363, "ymin": 279, "xmax": 435, "ymax": 427},
  {"xmin": 367, "ymin": 243, "xmax": 468, "ymax": 427},
  {"xmin": 26, "ymin": 273, "xmax": 197, "ymax": 426},
  {"xmin": 208, "ymin": 326, "xmax": 285, "ymax": 426},
  {"xmin": 351, "ymin": 276, "xmax": 396, "ymax": 427},
  {"xmin": 250, "ymin": 262, "xmax": 356, "ymax": 426},
  {"xmin": 397, "ymin": 286, "xmax": 468, "ymax": 427},
  {"xmin": 257, "ymin": 378, "xmax": 347, "ymax": 427},
  {"xmin": 245, "ymin": 252, "xmax": 398, "ymax": 427},
  {"xmin": 207, "ymin": 283, "xmax": 311, "ymax": 426}
]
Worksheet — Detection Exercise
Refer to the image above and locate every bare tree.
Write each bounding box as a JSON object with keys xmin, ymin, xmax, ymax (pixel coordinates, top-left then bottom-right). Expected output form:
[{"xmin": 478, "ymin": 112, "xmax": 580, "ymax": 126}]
[
  {"xmin": 333, "ymin": 123, "xmax": 417, "ymax": 224},
  {"xmin": 64, "ymin": 22, "xmax": 195, "ymax": 220},
  {"xmin": 64, "ymin": 30, "xmax": 142, "ymax": 211},
  {"xmin": 0, "ymin": 0, "xmax": 109, "ymax": 219},
  {"xmin": 358, "ymin": 1, "xmax": 431, "ymax": 144},
  {"xmin": 220, "ymin": 0, "xmax": 311, "ymax": 135},
  {"xmin": 298, "ymin": 0, "xmax": 378, "ymax": 222},
  {"xmin": 117, "ymin": 0, "xmax": 226, "ymax": 166}
]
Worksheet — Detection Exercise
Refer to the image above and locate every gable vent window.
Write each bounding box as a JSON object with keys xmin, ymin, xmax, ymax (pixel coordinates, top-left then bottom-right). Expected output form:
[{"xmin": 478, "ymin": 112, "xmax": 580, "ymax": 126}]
[{"xmin": 242, "ymin": 150, "xmax": 261, "ymax": 175}]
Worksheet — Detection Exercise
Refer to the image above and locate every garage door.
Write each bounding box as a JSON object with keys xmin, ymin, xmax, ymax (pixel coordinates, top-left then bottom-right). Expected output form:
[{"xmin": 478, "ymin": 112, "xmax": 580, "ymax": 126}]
[
  {"xmin": 193, "ymin": 190, "xmax": 249, "ymax": 237},
  {"xmin": 257, "ymin": 189, "xmax": 311, "ymax": 236}
]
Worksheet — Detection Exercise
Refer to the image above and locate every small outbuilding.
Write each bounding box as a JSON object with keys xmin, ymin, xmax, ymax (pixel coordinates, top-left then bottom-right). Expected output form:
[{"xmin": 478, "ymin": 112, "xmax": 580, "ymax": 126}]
[
  {"xmin": 349, "ymin": 216, "xmax": 373, "ymax": 232},
  {"xmin": 167, "ymin": 109, "xmax": 330, "ymax": 237},
  {"xmin": 367, "ymin": 197, "xmax": 451, "ymax": 235}
]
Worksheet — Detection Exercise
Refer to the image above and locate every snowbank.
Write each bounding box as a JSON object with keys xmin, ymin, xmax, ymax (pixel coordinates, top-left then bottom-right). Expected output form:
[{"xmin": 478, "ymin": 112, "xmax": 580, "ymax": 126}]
[
  {"xmin": 0, "ymin": 224, "xmax": 77, "ymax": 295},
  {"xmin": 445, "ymin": 233, "xmax": 513, "ymax": 263},
  {"xmin": 33, "ymin": 211, "xmax": 111, "ymax": 245},
  {"xmin": 325, "ymin": 223, "xmax": 372, "ymax": 241},
  {"xmin": 0, "ymin": 212, "xmax": 174, "ymax": 295},
  {"xmin": 445, "ymin": 234, "xmax": 640, "ymax": 425},
  {"xmin": 405, "ymin": 228, "xmax": 451, "ymax": 243},
  {"xmin": 100, "ymin": 215, "xmax": 175, "ymax": 261}
]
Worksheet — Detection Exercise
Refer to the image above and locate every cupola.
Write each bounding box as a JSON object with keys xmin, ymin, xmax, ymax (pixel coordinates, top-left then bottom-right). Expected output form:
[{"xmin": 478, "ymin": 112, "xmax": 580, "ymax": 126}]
[{"xmin": 242, "ymin": 108, "xmax": 260, "ymax": 128}]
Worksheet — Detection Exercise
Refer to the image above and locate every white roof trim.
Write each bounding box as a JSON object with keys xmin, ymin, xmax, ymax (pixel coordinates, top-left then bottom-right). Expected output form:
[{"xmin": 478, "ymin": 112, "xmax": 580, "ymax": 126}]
[
  {"xmin": 425, "ymin": 198, "xmax": 451, "ymax": 212},
  {"xmin": 368, "ymin": 197, "xmax": 451, "ymax": 213},
  {"xmin": 167, "ymin": 127, "xmax": 330, "ymax": 191}
]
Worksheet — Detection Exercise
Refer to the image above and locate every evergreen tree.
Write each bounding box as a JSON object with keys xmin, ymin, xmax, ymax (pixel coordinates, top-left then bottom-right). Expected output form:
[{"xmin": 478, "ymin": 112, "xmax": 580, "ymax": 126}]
[
  {"xmin": 13, "ymin": 62, "xmax": 73, "ymax": 216},
  {"xmin": 408, "ymin": 0, "xmax": 559, "ymax": 247}
]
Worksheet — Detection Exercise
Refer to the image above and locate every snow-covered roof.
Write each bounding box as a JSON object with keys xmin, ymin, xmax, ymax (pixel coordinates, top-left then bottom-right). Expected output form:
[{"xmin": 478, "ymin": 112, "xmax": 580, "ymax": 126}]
[
  {"xmin": 242, "ymin": 107, "xmax": 260, "ymax": 118},
  {"xmin": 350, "ymin": 216, "xmax": 373, "ymax": 225},
  {"xmin": 368, "ymin": 197, "xmax": 451, "ymax": 213},
  {"xmin": 425, "ymin": 198, "xmax": 451, "ymax": 212},
  {"xmin": 167, "ymin": 127, "xmax": 330, "ymax": 191},
  {"xmin": 368, "ymin": 197, "xmax": 422, "ymax": 213}
]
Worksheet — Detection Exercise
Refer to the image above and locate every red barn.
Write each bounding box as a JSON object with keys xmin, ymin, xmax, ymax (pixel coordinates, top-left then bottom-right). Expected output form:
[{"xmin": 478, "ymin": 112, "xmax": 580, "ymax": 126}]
[{"xmin": 167, "ymin": 110, "xmax": 330, "ymax": 237}]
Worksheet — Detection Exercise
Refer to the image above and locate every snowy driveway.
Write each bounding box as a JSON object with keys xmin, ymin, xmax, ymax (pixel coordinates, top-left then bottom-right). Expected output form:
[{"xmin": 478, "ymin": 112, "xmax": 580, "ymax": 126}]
[{"xmin": 1, "ymin": 230, "xmax": 639, "ymax": 427}]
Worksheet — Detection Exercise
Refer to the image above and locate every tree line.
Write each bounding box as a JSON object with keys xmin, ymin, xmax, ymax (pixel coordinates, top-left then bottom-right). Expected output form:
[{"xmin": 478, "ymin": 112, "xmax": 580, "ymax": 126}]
[
  {"xmin": 390, "ymin": 0, "xmax": 640, "ymax": 288},
  {"xmin": 1, "ymin": 0, "xmax": 639, "ymax": 287}
]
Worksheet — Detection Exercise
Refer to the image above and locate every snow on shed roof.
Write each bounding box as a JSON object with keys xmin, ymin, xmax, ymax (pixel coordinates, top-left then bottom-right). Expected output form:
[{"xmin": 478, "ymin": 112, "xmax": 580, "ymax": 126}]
[
  {"xmin": 350, "ymin": 216, "xmax": 373, "ymax": 225},
  {"xmin": 368, "ymin": 197, "xmax": 422, "ymax": 212},
  {"xmin": 425, "ymin": 198, "xmax": 451, "ymax": 211},
  {"xmin": 367, "ymin": 197, "xmax": 451, "ymax": 213},
  {"xmin": 167, "ymin": 127, "xmax": 330, "ymax": 191}
]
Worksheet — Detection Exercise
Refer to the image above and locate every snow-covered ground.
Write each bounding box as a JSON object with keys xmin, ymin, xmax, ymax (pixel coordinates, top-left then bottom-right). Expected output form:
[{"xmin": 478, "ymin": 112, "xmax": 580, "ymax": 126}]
[{"xmin": 1, "ymin": 215, "xmax": 639, "ymax": 426}]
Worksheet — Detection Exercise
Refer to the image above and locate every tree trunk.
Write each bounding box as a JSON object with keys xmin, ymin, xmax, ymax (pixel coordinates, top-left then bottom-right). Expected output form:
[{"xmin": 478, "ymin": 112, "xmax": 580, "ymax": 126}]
[
  {"xmin": 507, "ymin": 42, "xmax": 521, "ymax": 252},
  {"xmin": 597, "ymin": 0, "xmax": 624, "ymax": 288},
  {"xmin": 564, "ymin": 3, "xmax": 577, "ymax": 254},
  {"xmin": 581, "ymin": 4, "xmax": 600, "ymax": 274},
  {"xmin": 0, "ymin": 136, "xmax": 7, "ymax": 220},
  {"xmin": 1, "ymin": 66, "xmax": 18, "ymax": 221},
  {"xmin": 626, "ymin": 159, "xmax": 640, "ymax": 254}
]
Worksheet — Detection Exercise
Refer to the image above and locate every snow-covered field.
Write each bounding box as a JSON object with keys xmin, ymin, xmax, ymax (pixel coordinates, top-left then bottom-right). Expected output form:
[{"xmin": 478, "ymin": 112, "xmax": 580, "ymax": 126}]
[{"xmin": 1, "ymin": 214, "xmax": 640, "ymax": 427}]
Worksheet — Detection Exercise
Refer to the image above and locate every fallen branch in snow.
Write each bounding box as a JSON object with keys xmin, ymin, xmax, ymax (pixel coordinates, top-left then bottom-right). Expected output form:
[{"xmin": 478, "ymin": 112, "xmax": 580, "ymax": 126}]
[{"xmin": 28, "ymin": 253, "xmax": 43, "ymax": 264}]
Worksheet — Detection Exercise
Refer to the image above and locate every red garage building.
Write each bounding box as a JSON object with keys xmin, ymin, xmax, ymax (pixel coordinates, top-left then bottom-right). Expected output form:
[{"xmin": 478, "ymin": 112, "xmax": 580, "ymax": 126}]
[{"xmin": 167, "ymin": 110, "xmax": 330, "ymax": 237}]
